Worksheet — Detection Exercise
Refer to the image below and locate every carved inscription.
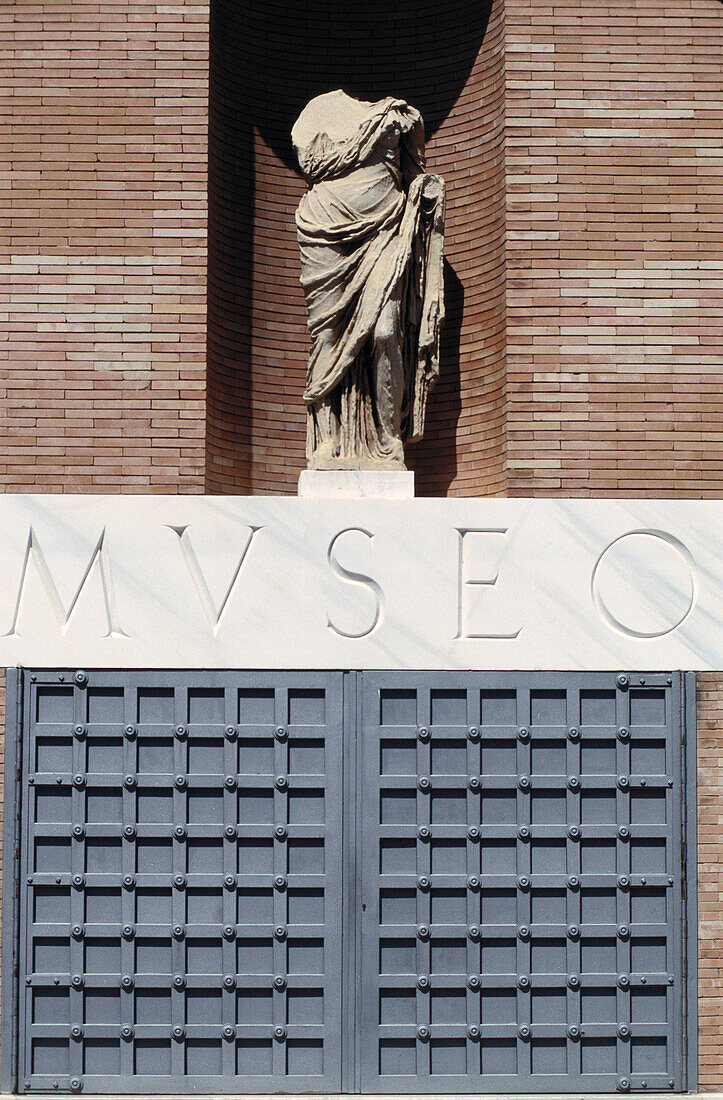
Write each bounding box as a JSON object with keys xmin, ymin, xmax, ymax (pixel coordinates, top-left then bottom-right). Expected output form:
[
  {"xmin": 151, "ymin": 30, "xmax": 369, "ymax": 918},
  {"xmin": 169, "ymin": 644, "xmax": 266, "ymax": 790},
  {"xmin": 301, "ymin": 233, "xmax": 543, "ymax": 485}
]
[
  {"xmin": 455, "ymin": 528, "xmax": 522, "ymax": 640},
  {"xmin": 3, "ymin": 526, "xmax": 126, "ymax": 639},
  {"xmin": 326, "ymin": 527, "xmax": 384, "ymax": 639},
  {"xmin": 168, "ymin": 524, "xmax": 263, "ymax": 636}
]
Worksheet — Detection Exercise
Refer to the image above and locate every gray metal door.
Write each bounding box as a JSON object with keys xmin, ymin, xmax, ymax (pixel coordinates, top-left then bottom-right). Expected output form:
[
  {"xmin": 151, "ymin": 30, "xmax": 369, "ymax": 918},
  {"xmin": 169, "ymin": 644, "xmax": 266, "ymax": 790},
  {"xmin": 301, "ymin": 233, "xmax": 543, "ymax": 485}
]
[
  {"xmin": 358, "ymin": 672, "xmax": 691, "ymax": 1094},
  {"xmin": 15, "ymin": 671, "xmax": 344, "ymax": 1094}
]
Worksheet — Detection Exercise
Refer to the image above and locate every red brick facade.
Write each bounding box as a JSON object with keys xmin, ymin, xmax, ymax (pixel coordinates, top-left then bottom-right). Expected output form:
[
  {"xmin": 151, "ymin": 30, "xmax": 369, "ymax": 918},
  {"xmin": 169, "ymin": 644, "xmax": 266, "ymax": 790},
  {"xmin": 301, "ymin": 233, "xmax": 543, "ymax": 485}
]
[{"xmin": 2, "ymin": 0, "xmax": 722, "ymax": 1090}]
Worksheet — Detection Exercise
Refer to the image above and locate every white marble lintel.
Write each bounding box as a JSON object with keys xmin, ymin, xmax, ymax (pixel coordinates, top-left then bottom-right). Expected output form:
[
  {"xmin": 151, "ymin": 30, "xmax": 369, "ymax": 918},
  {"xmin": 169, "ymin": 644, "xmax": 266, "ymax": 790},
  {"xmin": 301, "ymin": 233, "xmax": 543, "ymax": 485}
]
[{"xmin": 298, "ymin": 469, "xmax": 415, "ymax": 499}]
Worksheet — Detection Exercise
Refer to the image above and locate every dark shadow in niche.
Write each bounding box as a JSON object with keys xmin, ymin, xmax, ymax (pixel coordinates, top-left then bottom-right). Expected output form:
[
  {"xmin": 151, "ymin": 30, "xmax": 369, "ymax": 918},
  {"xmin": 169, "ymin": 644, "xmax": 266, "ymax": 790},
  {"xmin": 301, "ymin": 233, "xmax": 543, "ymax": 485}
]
[
  {"xmin": 407, "ymin": 260, "xmax": 463, "ymax": 494},
  {"xmin": 208, "ymin": 0, "xmax": 493, "ymax": 491}
]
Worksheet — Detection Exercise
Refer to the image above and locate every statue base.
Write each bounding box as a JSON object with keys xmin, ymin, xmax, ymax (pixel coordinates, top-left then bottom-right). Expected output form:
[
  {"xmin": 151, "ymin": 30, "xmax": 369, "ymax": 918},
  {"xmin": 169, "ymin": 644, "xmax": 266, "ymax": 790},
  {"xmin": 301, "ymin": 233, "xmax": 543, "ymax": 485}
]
[{"xmin": 298, "ymin": 469, "xmax": 415, "ymax": 499}]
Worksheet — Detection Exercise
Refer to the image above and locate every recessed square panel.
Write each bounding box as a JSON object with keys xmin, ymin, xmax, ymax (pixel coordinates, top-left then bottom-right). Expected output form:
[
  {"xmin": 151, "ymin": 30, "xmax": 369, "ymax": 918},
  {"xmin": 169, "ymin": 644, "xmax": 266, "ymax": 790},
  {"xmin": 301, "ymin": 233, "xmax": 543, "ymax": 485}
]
[
  {"xmin": 580, "ymin": 839, "xmax": 616, "ymax": 874},
  {"xmin": 381, "ymin": 889, "xmax": 416, "ymax": 925},
  {"xmin": 431, "ymin": 989, "xmax": 467, "ymax": 1023},
  {"xmin": 86, "ymin": 887, "xmax": 121, "ymax": 923},
  {"xmin": 33, "ymin": 989, "xmax": 70, "ymax": 1024},
  {"xmin": 187, "ymin": 938, "xmax": 222, "ymax": 973},
  {"xmin": 289, "ymin": 790, "xmax": 325, "ymax": 824},
  {"xmin": 288, "ymin": 838, "xmax": 324, "ymax": 874},
  {"xmin": 480, "ymin": 938, "xmax": 516, "ymax": 972},
  {"xmin": 631, "ymin": 887, "xmax": 666, "ymax": 925},
  {"xmin": 379, "ymin": 1038, "xmax": 416, "ymax": 1076},
  {"xmin": 380, "ymin": 689, "xmax": 417, "ymax": 726},
  {"xmin": 431, "ymin": 888, "xmax": 466, "ymax": 924},
  {"xmin": 137, "ymin": 737, "xmax": 174, "ymax": 773},
  {"xmin": 135, "ymin": 937, "xmax": 172, "ymax": 974},
  {"xmin": 631, "ymin": 1036, "xmax": 667, "ymax": 1072},
  {"xmin": 238, "ymin": 988, "xmax": 273, "ymax": 1025},
  {"xmin": 186, "ymin": 1039, "xmax": 223, "ymax": 1075},
  {"xmin": 431, "ymin": 739, "xmax": 467, "ymax": 774},
  {"xmin": 581, "ymin": 791, "xmax": 617, "ymax": 824},
  {"xmin": 531, "ymin": 889, "xmax": 566, "ymax": 924},
  {"xmin": 481, "ymin": 840, "xmax": 516, "ymax": 874},
  {"xmin": 580, "ymin": 690, "xmax": 616, "ymax": 726},
  {"xmin": 136, "ymin": 789, "xmax": 172, "ymax": 823},
  {"xmin": 35, "ymin": 787, "xmax": 72, "ymax": 823},
  {"xmin": 531, "ymin": 791, "xmax": 566, "ymax": 824},
  {"xmin": 631, "ymin": 986, "xmax": 668, "ymax": 1023},
  {"xmin": 86, "ymin": 838, "xmax": 122, "ymax": 873},
  {"xmin": 431, "ymin": 690, "xmax": 467, "ymax": 726},
  {"xmin": 137, "ymin": 688, "xmax": 174, "ymax": 724},
  {"xmin": 33, "ymin": 1038, "xmax": 69, "ymax": 1075},
  {"xmin": 135, "ymin": 1040, "xmax": 172, "ymax": 1075},
  {"xmin": 630, "ymin": 789, "xmax": 667, "ymax": 824},
  {"xmin": 631, "ymin": 739, "xmax": 666, "ymax": 775},
  {"xmin": 188, "ymin": 887, "xmax": 223, "ymax": 923},
  {"xmin": 480, "ymin": 1039, "xmax": 517, "ymax": 1074},
  {"xmin": 188, "ymin": 689, "xmax": 225, "ymax": 724},
  {"xmin": 431, "ymin": 839, "xmax": 466, "ymax": 874},
  {"xmin": 238, "ymin": 789, "xmax": 274, "ymax": 824},
  {"xmin": 136, "ymin": 888, "xmax": 172, "ymax": 924},
  {"xmin": 531, "ymin": 839, "xmax": 566, "ymax": 874},
  {"xmin": 288, "ymin": 889, "xmax": 324, "ymax": 925},
  {"xmin": 380, "ymin": 938, "xmax": 415, "ymax": 974},
  {"xmin": 480, "ymin": 691, "xmax": 517, "ymax": 726},
  {"xmin": 481, "ymin": 989, "xmax": 516, "ymax": 1024},
  {"xmin": 34, "ymin": 936, "xmax": 70, "ymax": 973},
  {"xmin": 381, "ymin": 838, "xmax": 415, "ymax": 879},
  {"xmin": 87, "ymin": 737, "xmax": 124, "ymax": 772},
  {"xmin": 581, "ymin": 988, "xmax": 618, "ymax": 1023},
  {"xmin": 288, "ymin": 937, "xmax": 324, "ymax": 973},
  {"xmin": 136, "ymin": 838, "xmax": 172, "ymax": 874},
  {"xmin": 531, "ymin": 939, "xmax": 566, "ymax": 973},
  {"xmin": 238, "ymin": 689, "xmax": 275, "ymax": 725},
  {"xmin": 188, "ymin": 738, "xmax": 224, "ymax": 774},
  {"xmin": 288, "ymin": 689, "xmax": 325, "ymax": 726},
  {"xmin": 85, "ymin": 989, "xmax": 121, "ymax": 1025},
  {"xmin": 530, "ymin": 691, "xmax": 566, "ymax": 726},
  {"xmin": 580, "ymin": 888, "xmax": 617, "ymax": 924},
  {"xmin": 430, "ymin": 1037, "xmax": 467, "ymax": 1075},
  {"xmin": 430, "ymin": 937, "xmax": 467, "ymax": 974},
  {"xmin": 381, "ymin": 790, "xmax": 416, "ymax": 825},
  {"xmin": 481, "ymin": 791, "xmax": 517, "ymax": 824},
  {"xmin": 531, "ymin": 1038, "xmax": 567, "ymax": 1074},
  {"xmin": 288, "ymin": 989, "xmax": 324, "ymax": 1024},
  {"xmin": 631, "ymin": 937, "xmax": 667, "ymax": 972},
  {"xmin": 87, "ymin": 688, "xmax": 123, "ymax": 724},
  {"xmin": 239, "ymin": 839, "xmax": 274, "ymax": 875},
  {"xmin": 531, "ymin": 988, "xmax": 566, "ymax": 1022},
  {"xmin": 380, "ymin": 740, "xmax": 416, "ymax": 775},
  {"xmin": 581, "ymin": 1037, "xmax": 617, "ymax": 1074},
  {"xmin": 237, "ymin": 1038, "xmax": 273, "ymax": 1075},
  {"xmin": 481, "ymin": 889, "xmax": 516, "ymax": 923},
  {"xmin": 238, "ymin": 938, "xmax": 273, "ymax": 973},
  {"xmin": 135, "ymin": 989, "xmax": 171, "ymax": 1024},
  {"xmin": 531, "ymin": 741, "xmax": 566, "ymax": 775},
  {"xmin": 36, "ymin": 686, "xmax": 74, "ymax": 724},
  {"xmin": 580, "ymin": 938, "xmax": 616, "ymax": 973},
  {"xmin": 289, "ymin": 738, "xmax": 325, "ymax": 774},
  {"xmin": 36, "ymin": 737, "xmax": 72, "ymax": 772},
  {"xmin": 630, "ymin": 838, "xmax": 667, "ymax": 874},
  {"xmin": 629, "ymin": 690, "xmax": 666, "ymax": 726},
  {"xmin": 238, "ymin": 888, "xmax": 274, "ymax": 924},
  {"xmin": 35, "ymin": 886, "xmax": 71, "ymax": 924},
  {"xmin": 481, "ymin": 740, "xmax": 516, "ymax": 774},
  {"xmin": 188, "ymin": 790, "xmax": 224, "ymax": 823},
  {"xmin": 239, "ymin": 738, "xmax": 274, "ymax": 774},
  {"xmin": 86, "ymin": 937, "xmax": 121, "ymax": 974},
  {"xmin": 581, "ymin": 740, "xmax": 617, "ymax": 775},
  {"xmin": 431, "ymin": 790, "xmax": 467, "ymax": 824},
  {"xmin": 84, "ymin": 1039, "xmax": 121, "ymax": 1075},
  {"xmin": 187, "ymin": 838, "xmax": 223, "ymax": 874},
  {"xmin": 380, "ymin": 989, "xmax": 416, "ymax": 1024}
]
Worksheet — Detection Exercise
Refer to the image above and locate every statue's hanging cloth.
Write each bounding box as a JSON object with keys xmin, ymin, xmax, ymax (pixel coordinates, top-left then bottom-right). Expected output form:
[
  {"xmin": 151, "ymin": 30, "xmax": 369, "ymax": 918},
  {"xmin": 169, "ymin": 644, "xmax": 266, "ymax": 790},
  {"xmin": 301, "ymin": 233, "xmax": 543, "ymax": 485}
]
[{"xmin": 292, "ymin": 91, "xmax": 445, "ymax": 462}]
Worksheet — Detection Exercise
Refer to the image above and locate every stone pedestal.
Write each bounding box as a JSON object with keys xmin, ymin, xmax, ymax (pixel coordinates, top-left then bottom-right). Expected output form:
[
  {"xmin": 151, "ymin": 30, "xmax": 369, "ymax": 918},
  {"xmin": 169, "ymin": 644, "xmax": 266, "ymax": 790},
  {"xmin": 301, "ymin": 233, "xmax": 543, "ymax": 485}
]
[{"xmin": 298, "ymin": 469, "xmax": 415, "ymax": 499}]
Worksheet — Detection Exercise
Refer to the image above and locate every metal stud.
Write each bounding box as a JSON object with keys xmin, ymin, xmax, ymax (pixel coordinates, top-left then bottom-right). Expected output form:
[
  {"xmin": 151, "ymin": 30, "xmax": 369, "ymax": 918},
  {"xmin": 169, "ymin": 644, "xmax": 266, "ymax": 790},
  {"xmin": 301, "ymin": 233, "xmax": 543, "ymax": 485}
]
[
  {"xmin": 275, "ymin": 775, "xmax": 288, "ymax": 790},
  {"xmin": 273, "ymin": 1026, "xmax": 287, "ymax": 1041},
  {"xmin": 223, "ymin": 925, "xmax": 236, "ymax": 940},
  {"xmin": 617, "ymin": 775, "xmax": 630, "ymax": 790},
  {"xmin": 173, "ymin": 974, "xmax": 186, "ymax": 989},
  {"xmin": 121, "ymin": 874, "xmax": 134, "ymax": 889},
  {"xmin": 121, "ymin": 1026, "xmax": 134, "ymax": 1041},
  {"xmin": 567, "ymin": 826, "xmax": 581, "ymax": 840},
  {"xmin": 122, "ymin": 924, "xmax": 135, "ymax": 940},
  {"xmin": 618, "ymin": 875, "xmax": 630, "ymax": 889},
  {"xmin": 72, "ymin": 975, "xmax": 84, "ymax": 989},
  {"xmin": 417, "ymin": 876, "xmax": 431, "ymax": 891},
  {"xmin": 120, "ymin": 975, "xmax": 133, "ymax": 990},
  {"xmin": 567, "ymin": 875, "xmax": 580, "ymax": 889},
  {"xmin": 517, "ymin": 975, "xmax": 530, "ymax": 990},
  {"xmin": 274, "ymin": 825, "xmax": 288, "ymax": 840},
  {"xmin": 417, "ymin": 826, "xmax": 431, "ymax": 841},
  {"xmin": 172, "ymin": 924, "xmax": 185, "ymax": 940},
  {"xmin": 517, "ymin": 726, "xmax": 530, "ymax": 741},
  {"xmin": 417, "ymin": 776, "xmax": 431, "ymax": 791},
  {"xmin": 567, "ymin": 727, "xmax": 580, "ymax": 741},
  {"xmin": 275, "ymin": 726, "xmax": 288, "ymax": 741},
  {"xmin": 222, "ymin": 1026, "xmax": 235, "ymax": 1040},
  {"xmin": 222, "ymin": 975, "xmax": 235, "ymax": 990},
  {"xmin": 71, "ymin": 1026, "xmax": 83, "ymax": 1040},
  {"xmin": 617, "ymin": 826, "xmax": 630, "ymax": 840},
  {"xmin": 225, "ymin": 726, "xmax": 237, "ymax": 741},
  {"xmin": 517, "ymin": 775, "xmax": 531, "ymax": 790},
  {"xmin": 73, "ymin": 725, "xmax": 87, "ymax": 740},
  {"xmin": 468, "ymin": 925, "xmax": 481, "ymax": 940},
  {"xmin": 468, "ymin": 727, "xmax": 480, "ymax": 742},
  {"xmin": 72, "ymin": 825, "xmax": 85, "ymax": 839},
  {"xmin": 416, "ymin": 1026, "xmax": 430, "ymax": 1041},
  {"xmin": 467, "ymin": 776, "xmax": 480, "ymax": 791},
  {"xmin": 567, "ymin": 1025, "xmax": 581, "ymax": 1040},
  {"xmin": 123, "ymin": 775, "xmax": 136, "ymax": 790},
  {"xmin": 567, "ymin": 975, "xmax": 580, "ymax": 989},
  {"xmin": 70, "ymin": 1079, "xmax": 82, "ymax": 1092},
  {"xmin": 123, "ymin": 825, "xmax": 136, "ymax": 839},
  {"xmin": 73, "ymin": 670, "xmax": 88, "ymax": 686},
  {"xmin": 618, "ymin": 1078, "xmax": 631, "ymax": 1092},
  {"xmin": 467, "ymin": 975, "xmax": 481, "ymax": 991},
  {"xmin": 73, "ymin": 873, "xmax": 86, "ymax": 888},
  {"xmin": 618, "ymin": 727, "xmax": 630, "ymax": 741},
  {"xmin": 517, "ymin": 876, "xmax": 531, "ymax": 890},
  {"xmin": 274, "ymin": 875, "xmax": 287, "ymax": 890},
  {"xmin": 224, "ymin": 825, "xmax": 237, "ymax": 839},
  {"xmin": 224, "ymin": 775, "xmax": 236, "ymax": 791},
  {"xmin": 417, "ymin": 727, "xmax": 430, "ymax": 741},
  {"xmin": 73, "ymin": 774, "xmax": 86, "ymax": 789},
  {"xmin": 467, "ymin": 1025, "xmax": 481, "ymax": 1040},
  {"xmin": 616, "ymin": 675, "xmax": 629, "ymax": 689},
  {"xmin": 617, "ymin": 974, "xmax": 630, "ymax": 989},
  {"xmin": 417, "ymin": 975, "xmax": 430, "ymax": 991},
  {"xmin": 174, "ymin": 774, "xmax": 187, "ymax": 790},
  {"xmin": 174, "ymin": 874, "xmax": 187, "ymax": 889},
  {"xmin": 617, "ymin": 925, "xmax": 630, "ymax": 939},
  {"xmin": 467, "ymin": 875, "xmax": 480, "ymax": 890},
  {"xmin": 467, "ymin": 826, "xmax": 480, "ymax": 841},
  {"xmin": 417, "ymin": 925, "xmax": 430, "ymax": 940},
  {"xmin": 518, "ymin": 1026, "xmax": 531, "ymax": 1040},
  {"xmin": 567, "ymin": 925, "xmax": 580, "ymax": 939},
  {"xmin": 71, "ymin": 924, "xmax": 84, "ymax": 939},
  {"xmin": 518, "ymin": 926, "xmax": 530, "ymax": 940},
  {"xmin": 274, "ymin": 925, "xmax": 287, "ymax": 940},
  {"xmin": 273, "ymin": 976, "xmax": 287, "ymax": 990},
  {"xmin": 517, "ymin": 826, "xmax": 531, "ymax": 841},
  {"xmin": 567, "ymin": 776, "xmax": 580, "ymax": 791},
  {"xmin": 174, "ymin": 725, "xmax": 187, "ymax": 740},
  {"xmin": 172, "ymin": 1026, "xmax": 185, "ymax": 1040},
  {"xmin": 124, "ymin": 725, "xmax": 137, "ymax": 740},
  {"xmin": 617, "ymin": 1024, "xmax": 631, "ymax": 1040}
]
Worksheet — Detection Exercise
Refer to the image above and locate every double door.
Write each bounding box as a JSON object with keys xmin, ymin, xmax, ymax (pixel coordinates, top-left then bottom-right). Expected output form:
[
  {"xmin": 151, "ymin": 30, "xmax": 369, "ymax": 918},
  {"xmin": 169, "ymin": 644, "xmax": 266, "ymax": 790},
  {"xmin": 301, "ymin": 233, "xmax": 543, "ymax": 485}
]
[{"xmin": 10, "ymin": 670, "xmax": 691, "ymax": 1093}]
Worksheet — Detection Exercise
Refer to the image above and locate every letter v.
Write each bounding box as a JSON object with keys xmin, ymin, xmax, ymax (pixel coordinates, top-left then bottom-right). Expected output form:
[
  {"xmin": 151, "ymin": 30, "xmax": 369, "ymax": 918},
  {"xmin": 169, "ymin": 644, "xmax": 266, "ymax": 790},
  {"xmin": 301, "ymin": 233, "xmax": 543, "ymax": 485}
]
[{"xmin": 167, "ymin": 525, "xmax": 263, "ymax": 636}]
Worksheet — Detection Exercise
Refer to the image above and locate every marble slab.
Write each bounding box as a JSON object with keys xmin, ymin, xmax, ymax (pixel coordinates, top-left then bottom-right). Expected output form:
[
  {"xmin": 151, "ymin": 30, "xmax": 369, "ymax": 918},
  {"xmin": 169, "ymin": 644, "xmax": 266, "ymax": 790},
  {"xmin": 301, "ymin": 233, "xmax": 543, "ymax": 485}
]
[{"xmin": 0, "ymin": 495, "xmax": 720, "ymax": 670}]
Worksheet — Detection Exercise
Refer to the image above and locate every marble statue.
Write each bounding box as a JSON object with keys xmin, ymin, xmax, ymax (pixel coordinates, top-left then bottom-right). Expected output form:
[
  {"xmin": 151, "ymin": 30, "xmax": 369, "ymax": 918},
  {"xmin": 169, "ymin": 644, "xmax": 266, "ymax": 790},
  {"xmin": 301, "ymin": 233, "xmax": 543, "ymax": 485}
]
[{"xmin": 292, "ymin": 90, "xmax": 445, "ymax": 470}]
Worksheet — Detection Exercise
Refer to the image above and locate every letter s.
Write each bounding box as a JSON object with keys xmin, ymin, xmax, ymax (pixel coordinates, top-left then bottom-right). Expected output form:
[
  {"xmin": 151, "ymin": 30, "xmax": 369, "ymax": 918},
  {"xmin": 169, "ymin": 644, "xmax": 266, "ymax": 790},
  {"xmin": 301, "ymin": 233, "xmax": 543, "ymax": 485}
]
[{"xmin": 326, "ymin": 527, "xmax": 384, "ymax": 639}]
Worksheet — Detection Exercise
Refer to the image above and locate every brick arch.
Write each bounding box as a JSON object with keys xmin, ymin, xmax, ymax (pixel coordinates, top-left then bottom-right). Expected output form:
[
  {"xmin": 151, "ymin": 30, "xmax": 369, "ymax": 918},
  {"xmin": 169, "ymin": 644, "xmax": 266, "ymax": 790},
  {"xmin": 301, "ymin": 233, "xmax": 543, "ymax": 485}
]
[{"xmin": 207, "ymin": 0, "xmax": 507, "ymax": 495}]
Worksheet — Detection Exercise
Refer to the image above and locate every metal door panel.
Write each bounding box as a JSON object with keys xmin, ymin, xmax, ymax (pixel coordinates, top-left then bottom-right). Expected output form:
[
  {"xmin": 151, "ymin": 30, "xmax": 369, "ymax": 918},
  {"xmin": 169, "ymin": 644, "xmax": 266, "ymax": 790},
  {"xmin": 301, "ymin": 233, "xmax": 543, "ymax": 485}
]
[
  {"xmin": 17, "ymin": 671, "xmax": 344, "ymax": 1094},
  {"xmin": 358, "ymin": 672, "xmax": 686, "ymax": 1094}
]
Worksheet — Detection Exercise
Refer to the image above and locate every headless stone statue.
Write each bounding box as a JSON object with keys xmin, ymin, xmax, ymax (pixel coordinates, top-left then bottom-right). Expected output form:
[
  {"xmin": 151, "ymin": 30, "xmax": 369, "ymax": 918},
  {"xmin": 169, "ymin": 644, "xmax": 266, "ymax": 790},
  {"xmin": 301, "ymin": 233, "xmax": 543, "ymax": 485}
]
[{"xmin": 292, "ymin": 90, "xmax": 446, "ymax": 470}]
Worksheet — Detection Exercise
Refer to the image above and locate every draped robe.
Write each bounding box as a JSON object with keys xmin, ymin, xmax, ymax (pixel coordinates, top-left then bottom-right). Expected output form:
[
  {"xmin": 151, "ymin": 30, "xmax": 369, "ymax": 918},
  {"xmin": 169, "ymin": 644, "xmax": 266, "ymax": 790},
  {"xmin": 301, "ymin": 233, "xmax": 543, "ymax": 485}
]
[{"xmin": 292, "ymin": 91, "xmax": 445, "ymax": 468}]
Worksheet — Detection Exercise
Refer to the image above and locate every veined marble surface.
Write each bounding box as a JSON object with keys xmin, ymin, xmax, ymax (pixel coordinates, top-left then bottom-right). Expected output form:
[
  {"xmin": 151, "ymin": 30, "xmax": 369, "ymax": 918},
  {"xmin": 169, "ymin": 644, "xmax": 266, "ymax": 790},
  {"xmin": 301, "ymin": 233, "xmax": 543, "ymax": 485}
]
[{"xmin": 0, "ymin": 495, "xmax": 720, "ymax": 670}]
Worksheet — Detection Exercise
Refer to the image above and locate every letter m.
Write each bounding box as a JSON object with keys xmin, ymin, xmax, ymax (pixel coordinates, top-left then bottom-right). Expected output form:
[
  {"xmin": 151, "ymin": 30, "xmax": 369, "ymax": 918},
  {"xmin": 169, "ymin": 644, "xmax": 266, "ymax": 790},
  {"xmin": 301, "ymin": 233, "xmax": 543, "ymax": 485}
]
[{"xmin": 4, "ymin": 526, "xmax": 126, "ymax": 638}]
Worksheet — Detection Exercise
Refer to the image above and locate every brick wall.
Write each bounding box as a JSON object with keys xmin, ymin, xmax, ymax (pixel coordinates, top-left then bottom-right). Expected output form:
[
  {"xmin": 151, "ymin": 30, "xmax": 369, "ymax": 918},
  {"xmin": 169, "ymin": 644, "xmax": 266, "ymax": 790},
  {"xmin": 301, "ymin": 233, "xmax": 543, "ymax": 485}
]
[
  {"xmin": 1, "ymin": 0, "xmax": 209, "ymax": 493},
  {"xmin": 504, "ymin": 0, "xmax": 723, "ymax": 496},
  {"xmin": 696, "ymin": 673, "xmax": 723, "ymax": 1090}
]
